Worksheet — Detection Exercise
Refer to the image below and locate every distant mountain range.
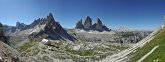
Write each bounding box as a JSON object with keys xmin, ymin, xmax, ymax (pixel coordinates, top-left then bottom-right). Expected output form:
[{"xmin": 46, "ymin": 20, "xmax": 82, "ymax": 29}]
[{"xmin": 3, "ymin": 13, "xmax": 76, "ymax": 42}]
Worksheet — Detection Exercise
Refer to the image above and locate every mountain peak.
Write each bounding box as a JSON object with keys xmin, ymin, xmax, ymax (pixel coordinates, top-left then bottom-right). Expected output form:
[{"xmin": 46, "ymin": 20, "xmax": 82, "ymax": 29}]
[
  {"xmin": 16, "ymin": 22, "xmax": 26, "ymax": 29},
  {"xmin": 95, "ymin": 18, "xmax": 102, "ymax": 25},
  {"xmin": 75, "ymin": 19, "xmax": 84, "ymax": 29},
  {"xmin": 4, "ymin": 13, "xmax": 76, "ymax": 41},
  {"xmin": 84, "ymin": 16, "xmax": 92, "ymax": 30},
  {"xmin": 75, "ymin": 17, "xmax": 110, "ymax": 32},
  {"xmin": 47, "ymin": 13, "xmax": 54, "ymax": 22}
]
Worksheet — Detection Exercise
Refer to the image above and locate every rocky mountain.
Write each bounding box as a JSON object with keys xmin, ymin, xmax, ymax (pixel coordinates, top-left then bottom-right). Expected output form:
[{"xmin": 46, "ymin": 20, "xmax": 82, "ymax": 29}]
[
  {"xmin": 75, "ymin": 19, "xmax": 84, "ymax": 29},
  {"xmin": 75, "ymin": 16, "xmax": 110, "ymax": 31},
  {"xmin": 0, "ymin": 23, "xmax": 3, "ymax": 36},
  {"xmin": 3, "ymin": 13, "xmax": 76, "ymax": 42},
  {"xmin": 92, "ymin": 18, "xmax": 104, "ymax": 31},
  {"xmin": 84, "ymin": 16, "xmax": 92, "ymax": 30},
  {"xmin": 0, "ymin": 23, "xmax": 8, "ymax": 45},
  {"xmin": 16, "ymin": 22, "xmax": 26, "ymax": 30}
]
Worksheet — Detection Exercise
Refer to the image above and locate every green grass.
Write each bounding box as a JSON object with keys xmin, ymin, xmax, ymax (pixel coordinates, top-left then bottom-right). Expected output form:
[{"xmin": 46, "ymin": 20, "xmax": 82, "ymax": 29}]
[
  {"xmin": 130, "ymin": 29, "xmax": 165, "ymax": 62},
  {"xmin": 66, "ymin": 49, "xmax": 96, "ymax": 56},
  {"xmin": 19, "ymin": 41, "xmax": 36, "ymax": 52}
]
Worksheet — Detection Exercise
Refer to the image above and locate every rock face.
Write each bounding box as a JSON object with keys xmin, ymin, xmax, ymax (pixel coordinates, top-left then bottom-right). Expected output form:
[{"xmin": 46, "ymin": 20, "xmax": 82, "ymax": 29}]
[
  {"xmin": 75, "ymin": 16, "xmax": 110, "ymax": 32},
  {"xmin": 75, "ymin": 19, "xmax": 84, "ymax": 29},
  {"xmin": 0, "ymin": 23, "xmax": 3, "ymax": 35},
  {"xmin": 102, "ymin": 25, "xmax": 109, "ymax": 31},
  {"xmin": 0, "ymin": 41, "xmax": 21, "ymax": 62},
  {"xmin": 84, "ymin": 16, "xmax": 92, "ymax": 30},
  {"xmin": 3, "ymin": 13, "xmax": 76, "ymax": 41},
  {"xmin": 3, "ymin": 25, "xmax": 16, "ymax": 33},
  {"xmin": 92, "ymin": 18, "xmax": 103, "ymax": 31},
  {"xmin": 0, "ymin": 23, "xmax": 8, "ymax": 45},
  {"xmin": 16, "ymin": 22, "xmax": 26, "ymax": 30}
]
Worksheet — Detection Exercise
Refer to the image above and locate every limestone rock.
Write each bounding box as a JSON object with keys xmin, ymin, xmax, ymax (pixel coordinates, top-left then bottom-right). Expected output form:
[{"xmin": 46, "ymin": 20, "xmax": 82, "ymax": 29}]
[
  {"xmin": 16, "ymin": 22, "xmax": 26, "ymax": 30},
  {"xmin": 0, "ymin": 23, "xmax": 3, "ymax": 35},
  {"xmin": 92, "ymin": 18, "xmax": 103, "ymax": 31},
  {"xmin": 84, "ymin": 16, "xmax": 92, "ymax": 30},
  {"xmin": 75, "ymin": 19, "xmax": 84, "ymax": 29},
  {"xmin": 102, "ymin": 24, "xmax": 110, "ymax": 31},
  {"xmin": 0, "ymin": 22, "xmax": 9, "ymax": 45},
  {"xmin": 75, "ymin": 16, "xmax": 110, "ymax": 32}
]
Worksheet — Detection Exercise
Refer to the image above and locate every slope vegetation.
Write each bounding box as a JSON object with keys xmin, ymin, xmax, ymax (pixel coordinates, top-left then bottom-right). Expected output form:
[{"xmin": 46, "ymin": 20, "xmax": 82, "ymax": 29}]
[{"xmin": 130, "ymin": 29, "xmax": 165, "ymax": 62}]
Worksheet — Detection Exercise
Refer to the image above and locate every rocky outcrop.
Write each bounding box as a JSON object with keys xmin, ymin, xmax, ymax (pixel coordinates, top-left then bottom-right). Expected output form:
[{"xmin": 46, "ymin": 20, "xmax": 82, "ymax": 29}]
[
  {"xmin": 0, "ymin": 23, "xmax": 3, "ymax": 36},
  {"xmin": 102, "ymin": 25, "xmax": 109, "ymax": 31},
  {"xmin": 75, "ymin": 16, "xmax": 110, "ymax": 32},
  {"xmin": 75, "ymin": 19, "xmax": 84, "ymax": 29},
  {"xmin": 16, "ymin": 22, "xmax": 26, "ymax": 30},
  {"xmin": 84, "ymin": 16, "xmax": 92, "ymax": 30},
  {"xmin": 3, "ymin": 25, "xmax": 16, "ymax": 33},
  {"xmin": 0, "ymin": 23, "xmax": 8, "ymax": 45},
  {"xmin": 0, "ymin": 41, "xmax": 21, "ymax": 62}
]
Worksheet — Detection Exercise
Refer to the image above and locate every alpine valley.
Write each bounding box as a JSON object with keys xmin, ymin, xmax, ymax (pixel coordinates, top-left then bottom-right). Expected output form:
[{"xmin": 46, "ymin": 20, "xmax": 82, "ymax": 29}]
[{"xmin": 0, "ymin": 13, "xmax": 154, "ymax": 62}]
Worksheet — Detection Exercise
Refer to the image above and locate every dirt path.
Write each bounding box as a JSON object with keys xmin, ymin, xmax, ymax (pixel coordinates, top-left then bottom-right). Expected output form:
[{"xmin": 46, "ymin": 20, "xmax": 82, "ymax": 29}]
[{"xmin": 137, "ymin": 45, "xmax": 159, "ymax": 62}]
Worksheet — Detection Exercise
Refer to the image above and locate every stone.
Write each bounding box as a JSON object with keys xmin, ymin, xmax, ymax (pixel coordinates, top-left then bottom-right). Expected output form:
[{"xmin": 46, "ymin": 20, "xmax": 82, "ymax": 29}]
[{"xmin": 0, "ymin": 56, "xmax": 2, "ymax": 62}]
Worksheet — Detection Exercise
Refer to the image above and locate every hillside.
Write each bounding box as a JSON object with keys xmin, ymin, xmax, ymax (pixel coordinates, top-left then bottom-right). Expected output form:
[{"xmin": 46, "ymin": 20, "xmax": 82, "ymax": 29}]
[{"xmin": 130, "ymin": 28, "xmax": 165, "ymax": 62}]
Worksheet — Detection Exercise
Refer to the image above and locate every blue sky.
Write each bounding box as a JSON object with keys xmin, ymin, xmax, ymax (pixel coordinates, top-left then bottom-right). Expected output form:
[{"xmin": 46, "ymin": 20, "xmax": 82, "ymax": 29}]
[{"xmin": 0, "ymin": 0, "xmax": 165, "ymax": 30}]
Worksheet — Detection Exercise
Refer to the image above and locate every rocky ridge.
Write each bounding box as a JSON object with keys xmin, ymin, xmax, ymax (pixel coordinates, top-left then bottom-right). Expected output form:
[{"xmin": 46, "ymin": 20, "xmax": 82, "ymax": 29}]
[{"xmin": 3, "ymin": 13, "xmax": 76, "ymax": 43}]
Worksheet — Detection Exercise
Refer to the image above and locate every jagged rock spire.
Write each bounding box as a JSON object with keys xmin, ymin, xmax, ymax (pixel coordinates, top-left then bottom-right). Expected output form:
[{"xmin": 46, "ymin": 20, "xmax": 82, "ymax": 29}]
[
  {"xmin": 95, "ymin": 18, "xmax": 102, "ymax": 25},
  {"xmin": 47, "ymin": 13, "xmax": 54, "ymax": 22},
  {"xmin": 84, "ymin": 16, "xmax": 92, "ymax": 30},
  {"xmin": 75, "ymin": 19, "xmax": 84, "ymax": 29},
  {"xmin": 16, "ymin": 22, "xmax": 26, "ymax": 29},
  {"xmin": 92, "ymin": 18, "xmax": 103, "ymax": 31}
]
